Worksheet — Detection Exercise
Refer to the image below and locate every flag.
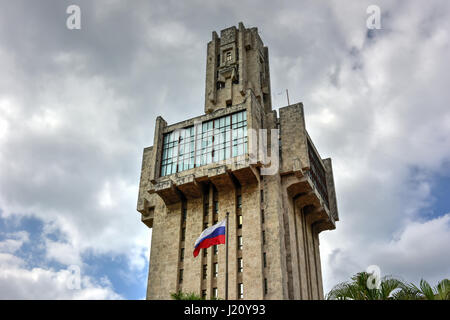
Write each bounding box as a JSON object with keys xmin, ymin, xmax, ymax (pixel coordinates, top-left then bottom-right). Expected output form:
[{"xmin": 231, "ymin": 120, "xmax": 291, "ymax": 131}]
[{"xmin": 193, "ymin": 219, "xmax": 226, "ymax": 257}]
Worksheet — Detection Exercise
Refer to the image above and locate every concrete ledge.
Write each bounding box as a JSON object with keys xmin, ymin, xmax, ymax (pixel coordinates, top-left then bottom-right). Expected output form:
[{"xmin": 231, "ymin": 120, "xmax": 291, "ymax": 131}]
[
  {"xmin": 287, "ymin": 173, "xmax": 336, "ymax": 233},
  {"xmin": 154, "ymin": 179, "xmax": 183, "ymax": 205},
  {"xmin": 208, "ymin": 165, "xmax": 234, "ymax": 191},
  {"xmin": 141, "ymin": 212, "xmax": 154, "ymax": 228},
  {"xmin": 175, "ymin": 174, "xmax": 202, "ymax": 199}
]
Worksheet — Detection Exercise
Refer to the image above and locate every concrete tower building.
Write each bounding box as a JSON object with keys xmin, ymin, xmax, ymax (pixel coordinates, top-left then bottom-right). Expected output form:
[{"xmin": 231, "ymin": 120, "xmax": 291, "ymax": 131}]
[{"xmin": 137, "ymin": 23, "xmax": 339, "ymax": 300}]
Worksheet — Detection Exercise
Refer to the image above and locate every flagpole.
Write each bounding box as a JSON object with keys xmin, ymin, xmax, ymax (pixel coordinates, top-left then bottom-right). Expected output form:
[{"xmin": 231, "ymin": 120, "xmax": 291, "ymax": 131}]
[{"xmin": 225, "ymin": 211, "xmax": 229, "ymax": 300}]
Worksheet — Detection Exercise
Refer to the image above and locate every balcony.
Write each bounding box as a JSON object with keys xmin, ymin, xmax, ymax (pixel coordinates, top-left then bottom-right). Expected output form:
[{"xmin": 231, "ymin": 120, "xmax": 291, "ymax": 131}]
[
  {"xmin": 284, "ymin": 135, "xmax": 336, "ymax": 232},
  {"xmin": 307, "ymin": 139, "xmax": 330, "ymax": 211},
  {"xmin": 149, "ymin": 154, "xmax": 259, "ymax": 205}
]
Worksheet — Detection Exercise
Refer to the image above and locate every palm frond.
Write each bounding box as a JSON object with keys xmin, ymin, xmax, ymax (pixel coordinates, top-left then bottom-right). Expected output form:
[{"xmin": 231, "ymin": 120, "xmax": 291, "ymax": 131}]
[
  {"xmin": 434, "ymin": 279, "xmax": 450, "ymax": 300},
  {"xmin": 419, "ymin": 279, "xmax": 435, "ymax": 300}
]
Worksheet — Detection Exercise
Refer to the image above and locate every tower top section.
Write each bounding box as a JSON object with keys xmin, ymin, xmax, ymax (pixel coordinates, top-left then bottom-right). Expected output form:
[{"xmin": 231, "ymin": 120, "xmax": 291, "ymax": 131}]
[{"xmin": 204, "ymin": 22, "xmax": 272, "ymax": 114}]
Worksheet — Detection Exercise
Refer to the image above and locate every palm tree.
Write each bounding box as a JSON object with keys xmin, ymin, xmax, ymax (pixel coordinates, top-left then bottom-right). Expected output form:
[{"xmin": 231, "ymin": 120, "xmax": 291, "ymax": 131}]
[
  {"xmin": 392, "ymin": 279, "xmax": 450, "ymax": 300},
  {"xmin": 327, "ymin": 272, "xmax": 450, "ymax": 300},
  {"xmin": 326, "ymin": 272, "xmax": 405, "ymax": 300}
]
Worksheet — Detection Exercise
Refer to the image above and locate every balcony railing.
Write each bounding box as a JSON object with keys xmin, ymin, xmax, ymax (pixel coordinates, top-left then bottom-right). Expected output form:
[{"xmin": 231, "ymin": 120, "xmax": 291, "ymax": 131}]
[{"xmin": 307, "ymin": 139, "xmax": 329, "ymax": 210}]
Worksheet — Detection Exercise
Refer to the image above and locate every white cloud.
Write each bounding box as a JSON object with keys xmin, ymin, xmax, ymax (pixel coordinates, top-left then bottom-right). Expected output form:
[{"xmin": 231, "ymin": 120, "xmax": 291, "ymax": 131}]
[
  {"xmin": 322, "ymin": 214, "xmax": 450, "ymax": 291},
  {"xmin": 0, "ymin": 72, "xmax": 150, "ymax": 265},
  {"xmin": 0, "ymin": 252, "xmax": 122, "ymax": 299},
  {"xmin": 0, "ymin": 230, "xmax": 122, "ymax": 299},
  {"xmin": 371, "ymin": 214, "xmax": 450, "ymax": 283},
  {"xmin": 289, "ymin": 0, "xmax": 450, "ymax": 293},
  {"xmin": 0, "ymin": 231, "xmax": 29, "ymax": 253},
  {"xmin": 44, "ymin": 240, "xmax": 82, "ymax": 267}
]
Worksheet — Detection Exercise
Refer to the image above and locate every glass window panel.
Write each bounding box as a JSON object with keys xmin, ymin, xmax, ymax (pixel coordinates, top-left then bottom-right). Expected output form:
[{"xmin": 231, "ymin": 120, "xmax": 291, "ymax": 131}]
[
  {"xmin": 161, "ymin": 112, "xmax": 247, "ymax": 176},
  {"xmin": 179, "ymin": 144, "xmax": 184, "ymax": 155},
  {"xmin": 238, "ymin": 143, "xmax": 244, "ymax": 155}
]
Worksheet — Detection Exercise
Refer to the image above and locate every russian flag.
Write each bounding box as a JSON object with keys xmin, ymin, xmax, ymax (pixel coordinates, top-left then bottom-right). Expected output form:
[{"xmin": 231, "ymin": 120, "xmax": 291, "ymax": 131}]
[{"xmin": 193, "ymin": 219, "xmax": 226, "ymax": 257}]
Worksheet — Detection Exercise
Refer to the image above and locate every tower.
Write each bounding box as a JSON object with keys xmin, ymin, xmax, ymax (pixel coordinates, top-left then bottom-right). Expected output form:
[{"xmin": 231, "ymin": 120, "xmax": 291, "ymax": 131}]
[
  {"xmin": 137, "ymin": 23, "xmax": 339, "ymax": 300},
  {"xmin": 204, "ymin": 24, "xmax": 271, "ymax": 114}
]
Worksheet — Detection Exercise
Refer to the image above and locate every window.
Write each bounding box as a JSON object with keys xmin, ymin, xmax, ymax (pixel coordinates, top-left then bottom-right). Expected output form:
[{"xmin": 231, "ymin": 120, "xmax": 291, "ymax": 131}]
[
  {"xmin": 202, "ymin": 290, "xmax": 207, "ymax": 299},
  {"xmin": 182, "ymin": 208, "xmax": 187, "ymax": 222},
  {"xmin": 180, "ymin": 248, "xmax": 184, "ymax": 262},
  {"xmin": 161, "ymin": 126, "xmax": 195, "ymax": 177},
  {"xmin": 237, "ymin": 195, "xmax": 242, "ymax": 208},
  {"xmin": 238, "ymin": 236, "xmax": 243, "ymax": 250},
  {"xmin": 204, "ymin": 222, "xmax": 208, "ymax": 230},
  {"xmin": 226, "ymin": 51, "xmax": 232, "ymax": 62},
  {"xmin": 238, "ymin": 258, "xmax": 243, "ymax": 273},
  {"xmin": 213, "ymin": 288, "xmax": 218, "ymax": 299},
  {"xmin": 263, "ymin": 252, "xmax": 267, "ymax": 268},
  {"xmin": 260, "ymin": 189, "xmax": 264, "ymax": 203},
  {"xmin": 237, "ymin": 214, "xmax": 242, "ymax": 229},
  {"xmin": 161, "ymin": 111, "xmax": 247, "ymax": 176},
  {"xmin": 262, "ymin": 230, "xmax": 266, "ymax": 245},
  {"xmin": 179, "ymin": 269, "xmax": 183, "ymax": 283},
  {"xmin": 264, "ymin": 278, "xmax": 268, "ymax": 295},
  {"xmin": 213, "ymin": 245, "xmax": 218, "ymax": 255},
  {"xmin": 213, "ymin": 201, "xmax": 219, "ymax": 213},
  {"xmin": 238, "ymin": 283, "xmax": 244, "ymax": 299},
  {"xmin": 261, "ymin": 209, "xmax": 265, "ymax": 224},
  {"xmin": 181, "ymin": 228, "xmax": 185, "ymax": 241},
  {"xmin": 203, "ymin": 248, "xmax": 208, "ymax": 257},
  {"xmin": 213, "ymin": 263, "xmax": 218, "ymax": 278},
  {"xmin": 217, "ymin": 81, "xmax": 225, "ymax": 90},
  {"xmin": 203, "ymin": 265, "xmax": 208, "ymax": 279}
]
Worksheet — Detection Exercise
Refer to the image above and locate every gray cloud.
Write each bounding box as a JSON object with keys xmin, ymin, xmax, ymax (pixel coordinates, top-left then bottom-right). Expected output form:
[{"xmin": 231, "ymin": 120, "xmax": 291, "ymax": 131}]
[{"xmin": 0, "ymin": 0, "xmax": 449, "ymax": 298}]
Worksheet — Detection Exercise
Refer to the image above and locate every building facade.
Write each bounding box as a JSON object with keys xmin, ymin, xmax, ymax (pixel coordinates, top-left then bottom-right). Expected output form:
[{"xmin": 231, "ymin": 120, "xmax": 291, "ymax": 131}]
[{"xmin": 137, "ymin": 23, "xmax": 339, "ymax": 300}]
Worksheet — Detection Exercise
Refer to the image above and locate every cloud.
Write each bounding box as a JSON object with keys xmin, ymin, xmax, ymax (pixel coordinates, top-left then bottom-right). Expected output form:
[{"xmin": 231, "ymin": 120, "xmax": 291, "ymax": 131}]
[
  {"xmin": 0, "ymin": 253, "xmax": 122, "ymax": 299},
  {"xmin": 0, "ymin": 230, "xmax": 122, "ymax": 299},
  {"xmin": 322, "ymin": 214, "xmax": 450, "ymax": 290},
  {"xmin": 310, "ymin": 1, "xmax": 450, "ymax": 292},
  {"xmin": 44, "ymin": 240, "xmax": 82, "ymax": 267},
  {"xmin": 0, "ymin": 231, "xmax": 29, "ymax": 253},
  {"xmin": 371, "ymin": 214, "xmax": 450, "ymax": 283},
  {"xmin": 0, "ymin": 0, "xmax": 449, "ymax": 299}
]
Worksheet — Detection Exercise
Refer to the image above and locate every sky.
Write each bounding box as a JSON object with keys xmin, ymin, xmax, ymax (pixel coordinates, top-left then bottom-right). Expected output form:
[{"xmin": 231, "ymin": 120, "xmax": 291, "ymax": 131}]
[{"xmin": 0, "ymin": 0, "xmax": 449, "ymax": 299}]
